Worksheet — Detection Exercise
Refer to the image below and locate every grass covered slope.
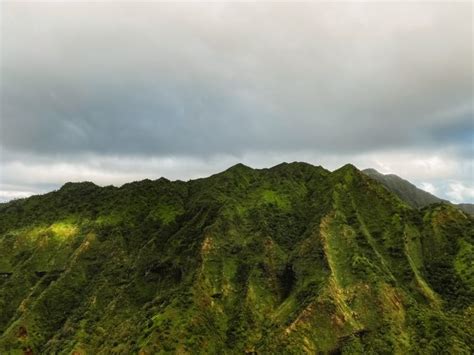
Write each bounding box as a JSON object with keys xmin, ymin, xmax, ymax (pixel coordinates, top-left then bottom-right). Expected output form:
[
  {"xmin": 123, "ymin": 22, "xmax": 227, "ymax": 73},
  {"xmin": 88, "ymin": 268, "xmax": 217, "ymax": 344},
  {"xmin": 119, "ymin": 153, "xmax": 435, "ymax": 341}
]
[{"xmin": 0, "ymin": 163, "xmax": 472, "ymax": 354}]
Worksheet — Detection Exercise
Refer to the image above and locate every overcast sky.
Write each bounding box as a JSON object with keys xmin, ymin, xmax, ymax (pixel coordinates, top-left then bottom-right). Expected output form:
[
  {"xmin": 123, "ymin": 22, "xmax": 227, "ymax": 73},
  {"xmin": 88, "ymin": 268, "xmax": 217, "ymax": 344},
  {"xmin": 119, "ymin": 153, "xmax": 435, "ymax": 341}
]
[{"xmin": 0, "ymin": 1, "xmax": 473, "ymax": 203}]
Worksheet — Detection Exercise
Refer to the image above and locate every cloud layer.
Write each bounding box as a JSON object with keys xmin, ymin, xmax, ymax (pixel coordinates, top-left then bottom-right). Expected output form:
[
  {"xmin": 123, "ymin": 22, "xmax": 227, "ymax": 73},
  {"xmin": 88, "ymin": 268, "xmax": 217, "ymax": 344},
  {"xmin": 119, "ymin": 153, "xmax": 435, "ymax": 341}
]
[{"xmin": 1, "ymin": 2, "xmax": 473, "ymax": 202}]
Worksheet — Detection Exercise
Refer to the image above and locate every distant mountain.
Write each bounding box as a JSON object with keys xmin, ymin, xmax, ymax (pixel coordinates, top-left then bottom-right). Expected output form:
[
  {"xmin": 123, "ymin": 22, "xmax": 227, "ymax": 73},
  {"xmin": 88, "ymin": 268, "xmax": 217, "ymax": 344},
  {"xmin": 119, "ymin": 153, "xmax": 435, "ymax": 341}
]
[
  {"xmin": 363, "ymin": 168, "xmax": 474, "ymax": 215},
  {"xmin": 0, "ymin": 163, "xmax": 472, "ymax": 353}
]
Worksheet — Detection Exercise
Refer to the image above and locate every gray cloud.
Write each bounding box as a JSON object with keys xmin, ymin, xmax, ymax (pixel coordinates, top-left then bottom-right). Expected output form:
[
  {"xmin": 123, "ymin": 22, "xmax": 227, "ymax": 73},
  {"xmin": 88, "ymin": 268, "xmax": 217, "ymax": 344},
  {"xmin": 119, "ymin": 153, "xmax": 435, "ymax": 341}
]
[{"xmin": 0, "ymin": 2, "xmax": 473, "ymax": 202}]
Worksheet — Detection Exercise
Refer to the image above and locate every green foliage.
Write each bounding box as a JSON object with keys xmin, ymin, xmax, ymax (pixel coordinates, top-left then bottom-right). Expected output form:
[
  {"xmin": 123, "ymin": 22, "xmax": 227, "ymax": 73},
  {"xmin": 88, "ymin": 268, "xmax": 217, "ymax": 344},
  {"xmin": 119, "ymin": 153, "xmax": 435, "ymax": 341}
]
[{"xmin": 0, "ymin": 162, "xmax": 472, "ymax": 353}]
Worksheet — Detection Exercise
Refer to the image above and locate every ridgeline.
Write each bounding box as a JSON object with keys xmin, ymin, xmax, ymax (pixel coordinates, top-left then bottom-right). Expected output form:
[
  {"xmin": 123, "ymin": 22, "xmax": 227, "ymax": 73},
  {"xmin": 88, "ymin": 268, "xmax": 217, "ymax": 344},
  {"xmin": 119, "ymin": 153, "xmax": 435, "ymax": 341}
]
[{"xmin": 0, "ymin": 163, "xmax": 472, "ymax": 353}]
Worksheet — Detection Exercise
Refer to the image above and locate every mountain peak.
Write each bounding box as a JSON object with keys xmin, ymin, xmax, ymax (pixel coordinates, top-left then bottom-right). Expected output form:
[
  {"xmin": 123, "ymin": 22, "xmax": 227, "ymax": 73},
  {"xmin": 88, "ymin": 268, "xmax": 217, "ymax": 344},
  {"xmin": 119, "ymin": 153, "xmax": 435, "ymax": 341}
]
[
  {"xmin": 225, "ymin": 163, "xmax": 253, "ymax": 172},
  {"xmin": 59, "ymin": 181, "xmax": 99, "ymax": 191},
  {"xmin": 340, "ymin": 163, "xmax": 358, "ymax": 170},
  {"xmin": 332, "ymin": 163, "xmax": 359, "ymax": 175}
]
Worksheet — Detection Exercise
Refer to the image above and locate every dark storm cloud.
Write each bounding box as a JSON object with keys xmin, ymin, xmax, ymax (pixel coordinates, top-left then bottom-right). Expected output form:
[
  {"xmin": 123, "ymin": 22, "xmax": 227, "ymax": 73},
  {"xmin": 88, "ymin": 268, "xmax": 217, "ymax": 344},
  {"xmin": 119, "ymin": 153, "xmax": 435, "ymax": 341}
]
[
  {"xmin": 2, "ymin": 2, "xmax": 472, "ymax": 156},
  {"xmin": 430, "ymin": 112, "xmax": 473, "ymax": 145},
  {"xmin": 0, "ymin": 2, "xmax": 473, "ymax": 202}
]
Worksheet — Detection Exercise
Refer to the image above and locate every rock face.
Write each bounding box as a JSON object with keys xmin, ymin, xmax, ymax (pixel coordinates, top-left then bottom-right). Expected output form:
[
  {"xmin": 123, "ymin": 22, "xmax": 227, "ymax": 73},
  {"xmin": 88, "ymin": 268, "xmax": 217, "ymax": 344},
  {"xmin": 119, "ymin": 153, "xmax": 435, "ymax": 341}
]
[{"xmin": 0, "ymin": 163, "xmax": 472, "ymax": 354}]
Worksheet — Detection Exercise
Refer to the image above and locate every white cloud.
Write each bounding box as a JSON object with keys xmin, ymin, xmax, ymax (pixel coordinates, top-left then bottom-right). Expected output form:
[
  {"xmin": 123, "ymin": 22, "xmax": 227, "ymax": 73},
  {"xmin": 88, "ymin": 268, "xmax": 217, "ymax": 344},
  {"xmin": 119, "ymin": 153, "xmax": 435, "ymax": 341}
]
[
  {"xmin": 446, "ymin": 182, "xmax": 474, "ymax": 204},
  {"xmin": 0, "ymin": 190, "xmax": 35, "ymax": 202},
  {"xmin": 420, "ymin": 182, "xmax": 437, "ymax": 195}
]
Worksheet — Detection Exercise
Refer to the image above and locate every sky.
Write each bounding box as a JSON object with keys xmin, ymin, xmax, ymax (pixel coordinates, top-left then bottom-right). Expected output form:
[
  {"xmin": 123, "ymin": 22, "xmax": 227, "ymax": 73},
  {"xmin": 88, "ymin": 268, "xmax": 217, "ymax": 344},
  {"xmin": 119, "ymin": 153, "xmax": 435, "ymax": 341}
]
[{"xmin": 0, "ymin": 1, "xmax": 473, "ymax": 203}]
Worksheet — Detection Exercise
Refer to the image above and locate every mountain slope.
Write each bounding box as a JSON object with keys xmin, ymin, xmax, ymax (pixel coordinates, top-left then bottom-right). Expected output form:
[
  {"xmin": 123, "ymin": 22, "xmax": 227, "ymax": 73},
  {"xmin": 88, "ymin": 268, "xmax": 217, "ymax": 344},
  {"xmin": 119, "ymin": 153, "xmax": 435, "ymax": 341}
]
[
  {"xmin": 362, "ymin": 168, "xmax": 444, "ymax": 208},
  {"xmin": 0, "ymin": 163, "xmax": 472, "ymax": 354},
  {"xmin": 363, "ymin": 168, "xmax": 474, "ymax": 215}
]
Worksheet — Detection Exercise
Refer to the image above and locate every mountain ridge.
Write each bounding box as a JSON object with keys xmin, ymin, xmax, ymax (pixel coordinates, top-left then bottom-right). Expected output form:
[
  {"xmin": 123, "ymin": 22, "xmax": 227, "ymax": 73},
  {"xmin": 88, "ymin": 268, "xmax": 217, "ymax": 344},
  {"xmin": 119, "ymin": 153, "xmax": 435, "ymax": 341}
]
[
  {"xmin": 362, "ymin": 168, "xmax": 473, "ymax": 215},
  {"xmin": 0, "ymin": 162, "xmax": 472, "ymax": 353},
  {"xmin": 4, "ymin": 163, "xmax": 472, "ymax": 211}
]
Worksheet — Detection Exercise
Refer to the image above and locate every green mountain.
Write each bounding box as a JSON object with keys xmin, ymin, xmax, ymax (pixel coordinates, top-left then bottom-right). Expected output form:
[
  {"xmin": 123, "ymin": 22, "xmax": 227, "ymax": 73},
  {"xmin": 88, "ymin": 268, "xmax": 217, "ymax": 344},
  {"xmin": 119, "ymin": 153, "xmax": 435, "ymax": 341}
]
[
  {"xmin": 362, "ymin": 168, "xmax": 474, "ymax": 215},
  {"xmin": 361, "ymin": 169, "xmax": 444, "ymax": 208},
  {"xmin": 0, "ymin": 163, "xmax": 472, "ymax": 354}
]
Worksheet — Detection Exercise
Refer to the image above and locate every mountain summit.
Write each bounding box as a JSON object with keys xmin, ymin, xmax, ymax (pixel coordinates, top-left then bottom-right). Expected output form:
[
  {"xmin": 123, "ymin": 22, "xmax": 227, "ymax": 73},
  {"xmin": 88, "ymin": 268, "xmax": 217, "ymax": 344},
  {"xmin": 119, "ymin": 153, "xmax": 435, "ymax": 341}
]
[{"xmin": 0, "ymin": 163, "xmax": 472, "ymax": 353}]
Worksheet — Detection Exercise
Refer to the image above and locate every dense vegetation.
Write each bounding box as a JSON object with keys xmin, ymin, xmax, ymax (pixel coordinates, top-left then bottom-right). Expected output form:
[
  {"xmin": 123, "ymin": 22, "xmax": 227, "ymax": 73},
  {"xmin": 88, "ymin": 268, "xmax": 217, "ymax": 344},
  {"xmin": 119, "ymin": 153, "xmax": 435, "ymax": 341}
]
[{"xmin": 0, "ymin": 163, "xmax": 472, "ymax": 354}]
